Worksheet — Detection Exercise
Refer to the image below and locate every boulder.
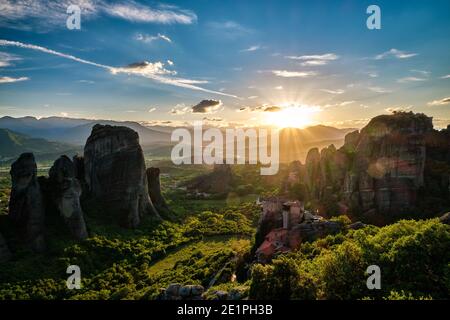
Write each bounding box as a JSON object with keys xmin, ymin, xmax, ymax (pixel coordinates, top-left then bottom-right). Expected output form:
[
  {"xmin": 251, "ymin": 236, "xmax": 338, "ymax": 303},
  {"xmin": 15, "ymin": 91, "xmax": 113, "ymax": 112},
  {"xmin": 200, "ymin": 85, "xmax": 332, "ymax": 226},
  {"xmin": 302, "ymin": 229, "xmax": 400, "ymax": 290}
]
[
  {"xmin": 48, "ymin": 155, "xmax": 88, "ymax": 240},
  {"xmin": 83, "ymin": 124, "xmax": 159, "ymax": 228},
  {"xmin": 439, "ymin": 212, "xmax": 450, "ymax": 225},
  {"xmin": 9, "ymin": 153, "xmax": 45, "ymax": 252}
]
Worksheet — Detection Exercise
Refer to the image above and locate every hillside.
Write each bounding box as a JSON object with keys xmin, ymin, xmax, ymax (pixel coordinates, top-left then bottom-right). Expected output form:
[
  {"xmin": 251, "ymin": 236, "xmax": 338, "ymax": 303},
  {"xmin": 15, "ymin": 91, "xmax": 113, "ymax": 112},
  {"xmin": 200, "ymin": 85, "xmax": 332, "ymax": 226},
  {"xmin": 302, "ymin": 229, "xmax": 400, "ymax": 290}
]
[
  {"xmin": 0, "ymin": 116, "xmax": 171, "ymax": 146},
  {"xmin": 0, "ymin": 128, "xmax": 78, "ymax": 162}
]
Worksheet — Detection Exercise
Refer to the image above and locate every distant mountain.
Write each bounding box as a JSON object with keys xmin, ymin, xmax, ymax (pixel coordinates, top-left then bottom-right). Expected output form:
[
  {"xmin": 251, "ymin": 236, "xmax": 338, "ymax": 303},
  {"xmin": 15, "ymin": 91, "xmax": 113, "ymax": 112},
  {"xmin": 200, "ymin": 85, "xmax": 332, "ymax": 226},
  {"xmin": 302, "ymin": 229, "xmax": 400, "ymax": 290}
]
[
  {"xmin": 0, "ymin": 116, "xmax": 171, "ymax": 146},
  {"xmin": 278, "ymin": 125, "xmax": 356, "ymax": 162},
  {"xmin": 0, "ymin": 128, "xmax": 79, "ymax": 162}
]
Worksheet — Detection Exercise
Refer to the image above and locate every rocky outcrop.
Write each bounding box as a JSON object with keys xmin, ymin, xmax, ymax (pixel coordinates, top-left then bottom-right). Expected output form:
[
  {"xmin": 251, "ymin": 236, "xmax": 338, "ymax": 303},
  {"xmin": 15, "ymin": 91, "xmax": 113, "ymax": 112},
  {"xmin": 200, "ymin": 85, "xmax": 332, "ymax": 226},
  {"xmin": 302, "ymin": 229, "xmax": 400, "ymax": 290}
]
[
  {"xmin": 83, "ymin": 124, "xmax": 159, "ymax": 228},
  {"xmin": 0, "ymin": 232, "xmax": 11, "ymax": 263},
  {"xmin": 48, "ymin": 156, "xmax": 88, "ymax": 240},
  {"xmin": 256, "ymin": 220, "xmax": 342, "ymax": 263},
  {"xmin": 294, "ymin": 112, "xmax": 450, "ymax": 222},
  {"xmin": 146, "ymin": 167, "xmax": 169, "ymax": 213},
  {"xmin": 158, "ymin": 283, "xmax": 204, "ymax": 300},
  {"xmin": 185, "ymin": 164, "xmax": 233, "ymax": 195},
  {"xmin": 9, "ymin": 153, "xmax": 45, "ymax": 252}
]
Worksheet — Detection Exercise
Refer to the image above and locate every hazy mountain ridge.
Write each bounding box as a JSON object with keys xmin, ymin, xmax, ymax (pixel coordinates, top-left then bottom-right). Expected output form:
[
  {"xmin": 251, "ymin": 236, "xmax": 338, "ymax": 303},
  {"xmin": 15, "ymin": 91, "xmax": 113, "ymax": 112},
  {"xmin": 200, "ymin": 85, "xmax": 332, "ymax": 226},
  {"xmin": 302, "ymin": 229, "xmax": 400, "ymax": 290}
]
[
  {"xmin": 0, "ymin": 116, "xmax": 170, "ymax": 146},
  {"xmin": 0, "ymin": 128, "xmax": 78, "ymax": 162}
]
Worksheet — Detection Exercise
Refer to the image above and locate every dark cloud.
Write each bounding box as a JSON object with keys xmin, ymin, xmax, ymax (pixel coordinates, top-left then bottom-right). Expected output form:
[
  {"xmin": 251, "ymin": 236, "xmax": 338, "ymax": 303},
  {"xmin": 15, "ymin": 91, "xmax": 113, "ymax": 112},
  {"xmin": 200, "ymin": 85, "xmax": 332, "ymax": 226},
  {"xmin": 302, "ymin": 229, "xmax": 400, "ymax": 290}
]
[
  {"xmin": 192, "ymin": 99, "xmax": 222, "ymax": 113},
  {"xmin": 263, "ymin": 106, "xmax": 282, "ymax": 112}
]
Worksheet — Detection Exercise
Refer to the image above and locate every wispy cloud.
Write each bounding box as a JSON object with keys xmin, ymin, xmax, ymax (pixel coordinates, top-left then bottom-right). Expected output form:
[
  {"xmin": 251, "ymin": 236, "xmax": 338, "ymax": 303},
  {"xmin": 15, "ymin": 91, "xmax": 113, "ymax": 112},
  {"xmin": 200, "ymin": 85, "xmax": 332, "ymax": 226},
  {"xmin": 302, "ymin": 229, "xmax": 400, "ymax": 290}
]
[
  {"xmin": 135, "ymin": 33, "xmax": 172, "ymax": 43},
  {"xmin": 397, "ymin": 76, "xmax": 427, "ymax": 83},
  {"xmin": 103, "ymin": 1, "xmax": 197, "ymax": 24},
  {"xmin": 0, "ymin": 76, "xmax": 29, "ymax": 83},
  {"xmin": 368, "ymin": 86, "xmax": 392, "ymax": 93},
  {"xmin": 0, "ymin": 51, "xmax": 22, "ymax": 67},
  {"xmin": 0, "ymin": 0, "xmax": 196, "ymax": 31},
  {"xmin": 148, "ymin": 107, "xmax": 156, "ymax": 113},
  {"xmin": 320, "ymin": 89, "xmax": 345, "ymax": 94},
  {"xmin": 170, "ymin": 103, "xmax": 190, "ymax": 115},
  {"xmin": 428, "ymin": 97, "xmax": 450, "ymax": 106},
  {"xmin": 272, "ymin": 70, "xmax": 317, "ymax": 78},
  {"xmin": 0, "ymin": 39, "xmax": 236, "ymax": 97},
  {"xmin": 375, "ymin": 48, "xmax": 418, "ymax": 60},
  {"xmin": 285, "ymin": 53, "xmax": 339, "ymax": 66},
  {"xmin": 241, "ymin": 45, "xmax": 262, "ymax": 52},
  {"xmin": 206, "ymin": 21, "xmax": 252, "ymax": 39},
  {"xmin": 441, "ymin": 74, "xmax": 450, "ymax": 79}
]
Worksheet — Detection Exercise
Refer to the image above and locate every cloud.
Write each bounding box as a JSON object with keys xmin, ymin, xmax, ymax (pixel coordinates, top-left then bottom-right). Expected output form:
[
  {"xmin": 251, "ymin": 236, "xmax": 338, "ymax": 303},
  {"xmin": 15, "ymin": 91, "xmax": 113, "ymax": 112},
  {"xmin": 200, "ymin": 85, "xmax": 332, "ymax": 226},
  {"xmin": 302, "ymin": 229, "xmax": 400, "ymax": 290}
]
[
  {"xmin": 272, "ymin": 70, "xmax": 317, "ymax": 78},
  {"xmin": 77, "ymin": 79, "xmax": 95, "ymax": 84},
  {"xmin": 0, "ymin": 51, "xmax": 21, "ymax": 67},
  {"xmin": 206, "ymin": 21, "xmax": 252, "ymax": 39},
  {"xmin": 274, "ymin": 86, "xmax": 283, "ymax": 90},
  {"xmin": 192, "ymin": 99, "xmax": 222, "ymax": 114},
  {"xmin": 263, "ymin": 106, "xmax": 282, "ymax": 112},
  {"xmin": 0, "ymin": 76, "xmax": 29, "ymax": 83},
  {"xmin": 368, "ymin": 86, "xmax": 392, "ymax": 93},
  {"xmin": 248, "ymin": 95, "xmax": 258, "ymax": 99},
  {"xmin": 323, "ymin": 101, "xmax": 355, "ymax": 108},
  {"xmin": 285, "ymin": 53, "xmax": 339, "ymax": 66},
  {"xmin": 410, "ymin": 69, "xmax": 430, "ymax": 76},
  {"xmin": 375, "ymin": 48, "xmax": 418, "ymax": 60},
  {"xmin": 241, "ymin": 45, "xmax": 262, "ymax": 52},
  {"xmin": 320, "ymin": 89, "xmax": 345, "ymax": 94},
  {"xmin": 0, "ymin": 39, "xmax": 236, "ymax": 97},
  {"xmin": 148, "ymin": 107, "xmax": 156, "ymax": 113},
  {"xmin": 428, "ymin": 97, "xmax": 450, "ymax": 106},
  {"xmin": 170, "ymin": 103, "xmax": 190, "ymax": 115},
  {"xmin": 286, "ymin": 53, "xmax": 339, "ymax": 60},
  {"xmin": 0, "ymin": 0, "xmax": 196, "ymax": 31},
  {"xmin": 135, "ymin": 33, "xmax": 172, "ymax": 43},
  {"xmin": 103, "ymin": 2, "xmax": 197, "ymax": 24},
  {"xmin": 203, "ymin": 117, "xmax": 223, "ymax": 122},
  {"xmin": 397, "ymin": 77, "xmax": 427, "ymax": 83},
  {"xmin": 110, "ymin": 61, "xmax": 176, "ymax": 76},
  {"xmin": 440, "ymin": 74, "xmax": 450, "ymax": 79},
  {"xmin": 167, "ymin": 60, "xmax": 174, "ymax": 66}
]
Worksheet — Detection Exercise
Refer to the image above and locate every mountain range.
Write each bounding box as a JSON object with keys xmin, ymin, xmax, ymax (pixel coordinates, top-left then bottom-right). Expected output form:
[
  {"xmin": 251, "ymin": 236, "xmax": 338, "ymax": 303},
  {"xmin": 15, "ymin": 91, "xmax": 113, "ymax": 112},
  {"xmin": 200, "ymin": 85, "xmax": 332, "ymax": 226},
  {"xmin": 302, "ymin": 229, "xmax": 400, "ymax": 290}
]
[{"xmin": 0, "ymin": 116, "xmax": 355, "ymax": 162}]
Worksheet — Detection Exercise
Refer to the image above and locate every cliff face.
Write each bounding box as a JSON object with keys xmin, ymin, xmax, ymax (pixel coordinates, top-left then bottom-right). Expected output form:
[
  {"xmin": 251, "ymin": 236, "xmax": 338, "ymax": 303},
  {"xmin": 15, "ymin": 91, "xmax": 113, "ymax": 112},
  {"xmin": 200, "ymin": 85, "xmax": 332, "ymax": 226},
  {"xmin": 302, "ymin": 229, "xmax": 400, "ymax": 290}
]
[
  {"xmin": 296, "ymin": 112, "xmax": 450, "ymax": 222},
  {"xmin": 83, "ymin": 124, "xmax": 159, "ymax": 228},
  {"xmin": 48, "ymin": 155, "xmax": 88, "ymax": 240},
  {"xmin": 9, "ymin": 153, "xmax": 45, "ymax": 252}
]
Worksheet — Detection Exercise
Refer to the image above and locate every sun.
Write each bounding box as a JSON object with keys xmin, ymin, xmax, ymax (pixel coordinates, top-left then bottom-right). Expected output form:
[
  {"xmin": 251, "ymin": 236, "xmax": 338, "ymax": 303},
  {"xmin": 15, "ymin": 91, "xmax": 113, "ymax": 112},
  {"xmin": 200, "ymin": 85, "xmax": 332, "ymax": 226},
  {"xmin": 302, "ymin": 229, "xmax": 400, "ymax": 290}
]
[{"xmin": 262, "ymin": 103, "xmax": 320, "ymax": 128}]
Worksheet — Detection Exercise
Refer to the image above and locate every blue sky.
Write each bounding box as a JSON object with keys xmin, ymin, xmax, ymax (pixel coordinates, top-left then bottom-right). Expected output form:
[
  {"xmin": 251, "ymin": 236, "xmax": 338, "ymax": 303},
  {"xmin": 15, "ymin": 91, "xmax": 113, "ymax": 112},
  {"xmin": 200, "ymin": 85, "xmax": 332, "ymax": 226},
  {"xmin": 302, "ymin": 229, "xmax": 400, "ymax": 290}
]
[{"xmin": 0, "ymin": 0, "xmax": 449, "ymax": 128}]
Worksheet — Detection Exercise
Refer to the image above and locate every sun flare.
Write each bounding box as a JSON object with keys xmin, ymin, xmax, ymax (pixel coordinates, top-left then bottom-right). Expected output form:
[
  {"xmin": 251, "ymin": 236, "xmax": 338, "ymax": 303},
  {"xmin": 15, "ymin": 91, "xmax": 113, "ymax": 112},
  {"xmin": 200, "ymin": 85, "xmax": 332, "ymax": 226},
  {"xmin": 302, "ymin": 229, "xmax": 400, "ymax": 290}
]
[{"xmin": 262, "ymin": 103, "xmax": 321, "ymax": 128}]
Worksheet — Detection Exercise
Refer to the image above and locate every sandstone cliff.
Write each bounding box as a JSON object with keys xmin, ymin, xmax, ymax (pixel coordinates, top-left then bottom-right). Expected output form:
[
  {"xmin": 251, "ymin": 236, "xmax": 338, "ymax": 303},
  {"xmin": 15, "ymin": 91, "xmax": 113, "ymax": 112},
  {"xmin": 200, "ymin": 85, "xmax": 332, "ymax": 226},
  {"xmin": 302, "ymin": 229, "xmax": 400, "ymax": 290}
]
[
  {"xmin": 9, "ymin": 153, "xmax": 45, "ymax": 252},
  {"xmin": 83, "ymin": 124, "xmax": 159, "ymax": 227},
  {"xmin": 293, "ymin": 112, "xmax": 450, "ymax": 222},
  {"xmin": 48, "ymin": 155, "xmax": 88, "ymax": 240}
]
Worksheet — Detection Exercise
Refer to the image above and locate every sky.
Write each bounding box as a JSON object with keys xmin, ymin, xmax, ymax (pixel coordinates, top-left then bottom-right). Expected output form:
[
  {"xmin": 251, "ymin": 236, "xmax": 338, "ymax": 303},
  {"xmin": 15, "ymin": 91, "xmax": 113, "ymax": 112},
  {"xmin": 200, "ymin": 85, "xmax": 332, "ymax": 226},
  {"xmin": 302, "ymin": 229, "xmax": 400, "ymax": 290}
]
[{"xmin": 0, "ymin": 0, "xmax": 449, "ymax": 129}]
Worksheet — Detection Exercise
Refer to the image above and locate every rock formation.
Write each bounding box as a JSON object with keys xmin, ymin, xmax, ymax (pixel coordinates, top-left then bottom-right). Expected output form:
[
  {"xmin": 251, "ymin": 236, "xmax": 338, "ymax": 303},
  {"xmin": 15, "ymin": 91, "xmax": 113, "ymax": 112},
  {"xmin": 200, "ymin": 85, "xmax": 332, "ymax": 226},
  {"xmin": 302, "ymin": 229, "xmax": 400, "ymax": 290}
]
[
  {"xmin": 48, "ymin": 155, "xmax": 88, "ymax": 240},
  {"xmin": 146, "ymin": 167, "xmax": 169, "ymax": 213},
  {"xmin": 292, "ymin": 112, "xmax": 450, "ymax": 223},
  {"xmin": 0, "ymin": 232, "xmax": 11, "ymax": 263},
  {"xmin": 158, "ymin": 283, "xmax": 204, "ymax": 300},
  {"xmin": 9, "ymin": 153, "xmax": 45, "ymax": 252},
  {"xmin": 185, "ymin": 164, "xmax": 233, "ymax": 195},
  {"xmin": 83, "ymin": 124, "xmax": 159, "ymax": 228}
]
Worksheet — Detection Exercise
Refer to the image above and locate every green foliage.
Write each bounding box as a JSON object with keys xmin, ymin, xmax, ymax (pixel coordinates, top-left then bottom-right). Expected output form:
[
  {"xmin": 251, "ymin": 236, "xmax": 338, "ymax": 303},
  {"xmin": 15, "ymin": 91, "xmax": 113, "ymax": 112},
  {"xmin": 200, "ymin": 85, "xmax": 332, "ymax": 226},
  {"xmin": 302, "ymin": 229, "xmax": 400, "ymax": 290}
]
[{"xmin": 250, "ymin": 219, "xmax": 450, "ymax": 300}]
